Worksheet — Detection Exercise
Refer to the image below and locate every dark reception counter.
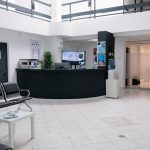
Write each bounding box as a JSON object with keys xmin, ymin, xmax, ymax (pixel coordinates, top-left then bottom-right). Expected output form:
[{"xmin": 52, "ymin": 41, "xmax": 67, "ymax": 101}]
[{"xmin": 16, "ymin": 68, "xmax": 107, "ymax": 99}]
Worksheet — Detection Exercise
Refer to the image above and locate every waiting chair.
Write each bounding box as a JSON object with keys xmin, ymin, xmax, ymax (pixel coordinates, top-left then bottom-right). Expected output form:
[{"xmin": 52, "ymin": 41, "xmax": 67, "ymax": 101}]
[
  {"xmin": 0, "ymin": 83, "xmax": 32, "ymax": 110},
  {"xmin": 0, "ymin": 84, "xmax": 4, "ymax": 101},
  {"xmin": 0, "ymin": 84, "xmax": 17, "ymax": 108},
  {"xmin": 0, "ymin": 144, "xmax": 13, "ymax": 150}
]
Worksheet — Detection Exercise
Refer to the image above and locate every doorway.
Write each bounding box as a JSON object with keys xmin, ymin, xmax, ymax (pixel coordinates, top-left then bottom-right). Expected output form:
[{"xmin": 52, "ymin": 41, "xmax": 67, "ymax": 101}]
[
  {"xmin": 0, "ymin": 43, "xmax": 8, "ymax": 83},
  {"xmin": 126, "ymin": 44, "xmax": 150, "ymax": 89}
]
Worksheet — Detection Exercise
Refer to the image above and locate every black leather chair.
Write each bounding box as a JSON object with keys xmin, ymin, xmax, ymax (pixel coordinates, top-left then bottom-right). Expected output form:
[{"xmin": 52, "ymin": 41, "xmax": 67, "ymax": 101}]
[
  {"xmin": 2, "ymin": 82, "xmax": 31, "ymax": 101},
  {"xmin": 0, "ymin": 84, "xmax": 4, "ymax": 101},
  {"xmin": 0, "ymin": 144, "xmax": 13, "ymax": 150},
  {"xmin": 0, "ymin": 83, "xmax": 32, "ymax": 110},
  {"xmin": 0, "ymin": 84, "xmax": 17, "ymax": 108}
]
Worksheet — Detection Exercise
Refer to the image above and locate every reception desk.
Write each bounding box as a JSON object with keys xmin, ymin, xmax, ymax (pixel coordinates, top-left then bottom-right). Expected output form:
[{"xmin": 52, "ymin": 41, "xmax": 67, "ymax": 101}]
[{"xmin": 16, "ymin": 69, "xmax": 107, "ymax": 99}]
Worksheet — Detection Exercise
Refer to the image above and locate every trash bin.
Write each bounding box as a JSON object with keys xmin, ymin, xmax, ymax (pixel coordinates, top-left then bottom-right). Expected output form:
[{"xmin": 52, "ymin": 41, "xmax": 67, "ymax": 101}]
[{"xmin": 132, "ymin": 78, "xmax": 140, "ymax": 85}]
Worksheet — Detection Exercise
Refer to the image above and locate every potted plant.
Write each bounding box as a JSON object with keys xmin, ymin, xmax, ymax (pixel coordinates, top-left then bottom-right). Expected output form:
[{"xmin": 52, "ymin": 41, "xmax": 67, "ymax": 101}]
[{"xmin": 43, "ymin": 51, "xmax": 53, "ymax": 69}]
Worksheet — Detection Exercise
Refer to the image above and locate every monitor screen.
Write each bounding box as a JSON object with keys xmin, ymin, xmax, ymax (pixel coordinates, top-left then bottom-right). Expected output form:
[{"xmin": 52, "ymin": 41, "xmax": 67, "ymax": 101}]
[{"xmin": 62, "ymin": 51, "xmax": 85, "ymax": 65}]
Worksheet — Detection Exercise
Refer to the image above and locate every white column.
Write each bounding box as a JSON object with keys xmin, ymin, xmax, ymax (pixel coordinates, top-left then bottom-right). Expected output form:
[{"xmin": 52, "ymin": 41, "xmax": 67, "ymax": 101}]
[
  {"xmin": 47, "ymin": 36, "xmax": 63, "ymax": 63},
  {"xmin": 51, "ymin": 0, "xmax": 62, "ymax": 22},
  {"xmin": 115, "ymin": 38, "xmax": 126, "ymax": 88}
]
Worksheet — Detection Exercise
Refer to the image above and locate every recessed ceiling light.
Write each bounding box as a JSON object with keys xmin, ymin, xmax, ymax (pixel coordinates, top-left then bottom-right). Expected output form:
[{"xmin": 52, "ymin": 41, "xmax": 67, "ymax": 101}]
[{"xmin": 87, "ymin": 39, "xmax": 97, "ymax": 42}]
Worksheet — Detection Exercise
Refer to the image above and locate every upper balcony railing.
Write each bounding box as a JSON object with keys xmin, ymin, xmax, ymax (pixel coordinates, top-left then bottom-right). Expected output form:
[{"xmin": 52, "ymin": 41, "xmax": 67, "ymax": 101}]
[
  {"xmin": 62, "ymin": 0, "xmax": 150, "ymax": 22},
  {"xmin": 0, "ymin": 0, "xmax": 51, "ymax": 21}
]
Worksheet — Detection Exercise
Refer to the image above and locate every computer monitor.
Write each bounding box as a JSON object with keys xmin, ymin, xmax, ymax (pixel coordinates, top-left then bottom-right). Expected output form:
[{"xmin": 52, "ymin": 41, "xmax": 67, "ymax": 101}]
[{"xmin": 62, "ymin": 51, "xmax": 85, "ymax": 65}]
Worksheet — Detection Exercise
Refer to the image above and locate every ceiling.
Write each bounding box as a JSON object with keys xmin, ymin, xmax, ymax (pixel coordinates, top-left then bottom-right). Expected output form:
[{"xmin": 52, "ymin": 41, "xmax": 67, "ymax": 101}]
[{"xmin": 62, "ymin": 30, "xmax": 150, "ymax": 44}]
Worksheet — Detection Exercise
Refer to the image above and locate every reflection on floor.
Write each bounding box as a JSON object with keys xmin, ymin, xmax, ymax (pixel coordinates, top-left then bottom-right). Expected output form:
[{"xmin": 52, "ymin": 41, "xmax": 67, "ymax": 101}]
[
  {"xmin": 140, "ymin": 79, "xmax": 150, "ymax": 88},
  {"xmin": 126, "ymin": 79, "xmax": 150, "ymax": 89},
  {"xmin": 0, "ymin": 88, "xmax": 150, "ymax": 150}
]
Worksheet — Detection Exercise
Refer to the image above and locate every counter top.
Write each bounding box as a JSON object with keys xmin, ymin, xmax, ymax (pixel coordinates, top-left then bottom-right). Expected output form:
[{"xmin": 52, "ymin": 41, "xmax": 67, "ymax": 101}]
[{"xmin": 16, "ymin": 68, "xmax": 106, "ymax": 72}]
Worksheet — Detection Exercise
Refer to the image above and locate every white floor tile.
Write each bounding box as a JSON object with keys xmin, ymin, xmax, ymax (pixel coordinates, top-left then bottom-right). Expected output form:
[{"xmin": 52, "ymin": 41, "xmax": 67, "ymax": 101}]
[{"xmin": 1, "ymin": 89, "xmax": 150, "ymax": 150}]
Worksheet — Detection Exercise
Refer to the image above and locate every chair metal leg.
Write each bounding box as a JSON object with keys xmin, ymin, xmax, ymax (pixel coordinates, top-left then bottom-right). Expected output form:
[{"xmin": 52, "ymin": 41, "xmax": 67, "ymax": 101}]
[
  {"xmin": 17, "ymin": 104, "xmax": 22, "ymax": 112},
  {"xmin": 17, "ymin": 102, "xmax": 32, "ymax": 112},
  {"xmin": 24, "ymin": 101, "xmax": 32, "ymax": 111}
]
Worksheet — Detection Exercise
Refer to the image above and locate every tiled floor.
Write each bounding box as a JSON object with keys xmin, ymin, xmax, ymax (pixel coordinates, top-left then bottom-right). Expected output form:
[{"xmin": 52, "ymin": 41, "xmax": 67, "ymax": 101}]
[{"xmin": 1, "ymin": 88, "xmax": 150, "ymax": 150}]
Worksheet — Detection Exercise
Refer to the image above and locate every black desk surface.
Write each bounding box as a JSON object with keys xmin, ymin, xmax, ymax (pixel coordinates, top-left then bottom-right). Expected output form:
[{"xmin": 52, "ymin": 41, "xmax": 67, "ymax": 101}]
[{"xmin": 16, "ymin": 68, "xmax": 107, "ymax": 99}]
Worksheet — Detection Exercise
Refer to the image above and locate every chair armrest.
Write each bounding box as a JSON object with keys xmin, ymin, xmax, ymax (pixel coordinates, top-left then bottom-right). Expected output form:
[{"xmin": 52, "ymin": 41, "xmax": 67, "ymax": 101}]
[{"xmin": 20, "ymin": 89, "xmax": 30, "ymax": 97}]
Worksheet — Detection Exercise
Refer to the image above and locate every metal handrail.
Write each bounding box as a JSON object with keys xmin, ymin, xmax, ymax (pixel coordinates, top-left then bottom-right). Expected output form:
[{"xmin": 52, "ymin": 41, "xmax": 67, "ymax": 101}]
[
  {"xmin": 34, "ymin": 0, "xmax": 51, "ymax": 7},
  {"xmin": 62, "ymin": 0, "xmax": 89, "ymax": 6},
  {"xmin": 0, "ymin": 0, "xmax": 51, "ymax": 21},
  {"xmin": 62, "ymin": 1, "xmax": 150, "ymax": 21}
]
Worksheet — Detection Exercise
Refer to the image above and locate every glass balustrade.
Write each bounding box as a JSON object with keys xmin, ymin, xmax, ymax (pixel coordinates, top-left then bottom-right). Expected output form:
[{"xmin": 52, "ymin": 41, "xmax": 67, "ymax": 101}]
[
  {"xmin": 62, "ymin": 0, "xmax": 150, "ymax": 21},
  {"xmin": 0, "ymin": 0, "xmax": 51, "ymax": 21}
]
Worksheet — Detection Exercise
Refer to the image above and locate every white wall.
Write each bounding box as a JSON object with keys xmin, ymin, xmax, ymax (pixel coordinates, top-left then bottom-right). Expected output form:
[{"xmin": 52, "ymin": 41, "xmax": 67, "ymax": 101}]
[
  {"xmin": 0, "ymin": 9, "xmax": 50, "ymax": 36},
  {"xmin": 0, "ymin": 28, "xmax": 48, "ymax": 82},
  {"xmin": 115, "ymin": 38, "xmax": 126, "ymax": 87},
  {"xmin": 51, "ymin": 0, "xmax": 62, "ymax": 22},
  {"xmin": 63, "ymin": 41, "xmax": 96, "ymax": 69},
  {"xmin": 71, "ymin": 11, "xmax": 150, "ymax": 37},
  {"xmin": 51, "ymin": 22, "xmax": 72, "ymax": 36},
  {"xmin": 47, "ymin": 36, "xmax": 63, "ymax": 63}
]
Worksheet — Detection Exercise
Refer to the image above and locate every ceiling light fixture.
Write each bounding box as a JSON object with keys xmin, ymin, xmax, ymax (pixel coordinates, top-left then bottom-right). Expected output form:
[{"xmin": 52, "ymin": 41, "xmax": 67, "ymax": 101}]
[{"xmin": 87, "ymin": 39, "xmax": 97, "ymax": 42}]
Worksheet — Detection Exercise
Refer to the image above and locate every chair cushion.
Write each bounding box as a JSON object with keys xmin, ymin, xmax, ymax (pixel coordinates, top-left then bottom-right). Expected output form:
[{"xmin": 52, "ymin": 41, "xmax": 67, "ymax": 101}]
[
  {"xmin": 0, "ymin": 82, "xmax": 32, "ymax": 109},
  {"xmin": 0, "ymin": 143, "xmax": 13, "ymax": 150},
  {"xmin": 3, "ymin": 82, "xmax": 20, "ymax": 95},
  {"xmin": 6, "ymin": 93, "xmax": 22, "ymax": 101}
]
